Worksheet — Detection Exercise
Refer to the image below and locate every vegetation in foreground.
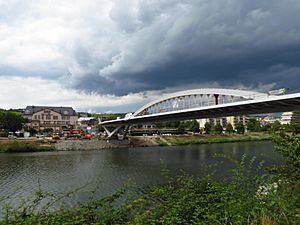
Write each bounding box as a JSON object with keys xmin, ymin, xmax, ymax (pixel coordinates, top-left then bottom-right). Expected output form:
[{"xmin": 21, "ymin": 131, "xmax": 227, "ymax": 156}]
[
  {"xmin": 0, "ymin": 140, "xmax": 56, "ymax": 153},
  {"xmin": 0, "ymin": 132, "xmax": 299, "ymax": 224}
]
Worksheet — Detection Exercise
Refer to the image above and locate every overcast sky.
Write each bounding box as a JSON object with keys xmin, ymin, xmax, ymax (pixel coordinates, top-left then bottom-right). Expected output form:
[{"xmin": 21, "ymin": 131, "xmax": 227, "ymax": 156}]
[{"xmin": 1, "ymin": 0, "xmax": 300, "ymax": 112}]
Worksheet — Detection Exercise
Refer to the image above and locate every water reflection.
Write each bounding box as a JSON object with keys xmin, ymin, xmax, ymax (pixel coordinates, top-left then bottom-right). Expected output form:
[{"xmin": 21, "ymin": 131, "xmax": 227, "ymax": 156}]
[{"xmin": 0, "ymin": 141, "xmax": 283, "ymax": 217}]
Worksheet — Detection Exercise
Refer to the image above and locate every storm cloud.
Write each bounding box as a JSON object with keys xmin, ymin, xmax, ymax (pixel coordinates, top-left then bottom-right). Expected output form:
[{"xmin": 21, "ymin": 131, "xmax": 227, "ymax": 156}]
[
  {"xmin": 0, "ymin": 0, "xmax": 300, "ymax": 111},
  {"xmin": 70, "ymin": 0, "xmax": 300, "ymax": 95}
]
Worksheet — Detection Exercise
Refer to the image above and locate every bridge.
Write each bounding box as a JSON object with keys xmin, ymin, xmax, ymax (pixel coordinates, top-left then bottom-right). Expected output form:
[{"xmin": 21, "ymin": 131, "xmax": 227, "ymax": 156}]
[{"xmin": 99, "ymin": 88, "xmax": 300, "ymax": 138}]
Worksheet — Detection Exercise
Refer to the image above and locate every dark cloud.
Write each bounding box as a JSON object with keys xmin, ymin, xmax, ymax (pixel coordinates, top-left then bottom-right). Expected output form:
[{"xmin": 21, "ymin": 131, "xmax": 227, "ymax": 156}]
[
  {"xmin": 1, "ymin": 0, "xmax": 300, "ymax": 97},
  {"xmin": 68, "ymin": 0, "xmax": 300, "ymax": 95}
]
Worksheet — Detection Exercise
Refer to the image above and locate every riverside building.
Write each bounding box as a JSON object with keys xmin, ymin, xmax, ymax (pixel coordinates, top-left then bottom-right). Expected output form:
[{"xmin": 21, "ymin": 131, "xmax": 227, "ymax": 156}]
[{"xmin": 23, "ymin": 106, "xmax": 78, "ymax": 131}]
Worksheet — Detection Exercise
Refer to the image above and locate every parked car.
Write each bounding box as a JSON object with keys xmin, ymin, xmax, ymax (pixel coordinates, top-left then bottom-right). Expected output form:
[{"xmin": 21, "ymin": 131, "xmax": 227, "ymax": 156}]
[
  {"xmin": 8, "ymin": 134, "xmax": 17, "ymax": 139},
  {"xmin": 83, "ymin": 134, "xmax": 92, "ymax": 140}
]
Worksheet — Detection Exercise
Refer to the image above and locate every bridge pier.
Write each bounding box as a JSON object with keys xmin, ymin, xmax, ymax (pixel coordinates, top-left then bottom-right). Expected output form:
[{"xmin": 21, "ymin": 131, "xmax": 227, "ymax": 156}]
[{"xmin": 103, "ymin": 125, "xmax": 130, "ymax": 140}]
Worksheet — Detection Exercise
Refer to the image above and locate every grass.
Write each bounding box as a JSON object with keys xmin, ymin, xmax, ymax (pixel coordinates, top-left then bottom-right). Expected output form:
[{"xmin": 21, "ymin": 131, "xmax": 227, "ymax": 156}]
[
  {"xmin": 0, "ymin": 140, "xmax": 56, "ymax": 153},
  {"xmin": 156, "ymin": 134, "xmax": 272, "ymax": 146}
]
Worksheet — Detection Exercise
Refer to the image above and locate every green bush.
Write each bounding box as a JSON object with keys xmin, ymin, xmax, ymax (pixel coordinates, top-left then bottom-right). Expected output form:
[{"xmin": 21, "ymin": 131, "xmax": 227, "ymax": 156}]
[{"xmin": 0, "ymin": 141, "xmax": 55, "ymax": 153}]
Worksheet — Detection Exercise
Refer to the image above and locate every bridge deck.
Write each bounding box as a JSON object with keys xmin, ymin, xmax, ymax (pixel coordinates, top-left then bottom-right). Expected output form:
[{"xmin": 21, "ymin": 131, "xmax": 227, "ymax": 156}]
[{"xmin": 100, "ymin": 93, "xmax": 300, "ymax": 126}]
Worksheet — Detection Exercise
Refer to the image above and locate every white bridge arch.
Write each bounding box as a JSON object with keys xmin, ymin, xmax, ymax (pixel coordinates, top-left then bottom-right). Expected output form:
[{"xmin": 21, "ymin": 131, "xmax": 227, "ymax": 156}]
[
  {"xmin": 134, "ymin": 88, "xmax": 267, "ymax": 117},
  {"xmin": 100, "ymin": 88, "xmax": 300, "ymax": 139}
]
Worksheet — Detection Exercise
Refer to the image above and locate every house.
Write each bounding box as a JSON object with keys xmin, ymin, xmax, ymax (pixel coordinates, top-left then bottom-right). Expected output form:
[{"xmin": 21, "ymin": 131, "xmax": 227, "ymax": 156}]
[{"xmin": 23, "ymin": 106, "xmax": 78, "ymax": 132}]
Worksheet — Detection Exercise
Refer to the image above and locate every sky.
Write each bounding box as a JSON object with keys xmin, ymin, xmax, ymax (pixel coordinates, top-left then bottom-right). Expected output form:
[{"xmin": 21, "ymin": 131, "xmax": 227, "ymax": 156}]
[{"xmin": 1, "ymin": 0, "xmax": 300, "ymax": 113}]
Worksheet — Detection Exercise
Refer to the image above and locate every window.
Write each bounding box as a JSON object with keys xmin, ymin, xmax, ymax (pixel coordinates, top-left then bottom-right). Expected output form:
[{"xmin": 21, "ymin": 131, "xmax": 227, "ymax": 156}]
[
  {"xmin": 34, "ymin": 115, "xmax": 37, "ymax": 119},
  {"xmin": 38, "ymin": 115, "xmax": 40, "ymax": 119},
  {"xmin": 53, "ymin": 116, "xmax": 58, "ymax": 120},
  {"xmin": 46, "ymin": 115, "xmax": 51, "ymax": 120}
]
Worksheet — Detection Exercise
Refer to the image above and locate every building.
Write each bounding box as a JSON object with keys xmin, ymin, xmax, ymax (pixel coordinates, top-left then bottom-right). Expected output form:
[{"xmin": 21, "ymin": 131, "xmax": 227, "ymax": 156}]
[
  {"xmin": 23, "ymin": 106, "xmax": 78, "ymax": 131},
  {"xmin": 198, "ymin": 115, "xmax": 248, "ymax": 130},
  {"xmin": 281, "ymin": 111, "xmax": 300, "ymax": 125}
]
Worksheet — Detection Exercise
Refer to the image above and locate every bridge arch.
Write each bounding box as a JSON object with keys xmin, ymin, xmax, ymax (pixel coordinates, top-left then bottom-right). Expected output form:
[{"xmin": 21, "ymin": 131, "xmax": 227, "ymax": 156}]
[{"xmin": 133, "ymin": 88, "xmax": 267, "ymax": 117}]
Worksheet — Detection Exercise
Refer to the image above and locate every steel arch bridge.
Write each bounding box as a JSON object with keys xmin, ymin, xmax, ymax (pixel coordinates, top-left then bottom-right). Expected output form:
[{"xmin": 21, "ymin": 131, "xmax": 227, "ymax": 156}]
[
  {"xmin": 100, "ymin": 88, "xmax": 300, "ymax": 139},
  {"xmin": 133, "ymin": 88, "xmax": 267, "ymax": 117}
]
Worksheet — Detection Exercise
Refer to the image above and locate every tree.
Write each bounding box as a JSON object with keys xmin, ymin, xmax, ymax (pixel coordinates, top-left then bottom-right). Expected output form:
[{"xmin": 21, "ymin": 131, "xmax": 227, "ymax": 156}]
[
  {"xmin": 43, "ymin": 128, "xmax": 54, "ymax": 134},
  {"xmin": 204, "ymin": 122, "xmax": 212, "ymax": 134},
  {"xmin": 271, "ymin": 120, "xmax": 282, "ymax": 132},
  {"xmin": 214, "ymin": 123, "xmax": 223, "ymax": 134},
  {"xmin": 0, "ymin": 109, "xmax": 25, "ymax": 132},
  {"xmin": 177, "ymin": 122, "xmax": 185, "ymax": 134},
  {"xmin": 226, "ymin": 123, "xmax": 234, "ymax": 134},
  {"xmin": 188, "ymin": 120, "xmax": 199, "ymax": 133},
  {"xmin": 28, "ymin": 127, "xmax": 38, "ymax": 136},
  {"xmin": 291, "ymin": 120, "xmax": 300, "ymax": 134},
  {"xmin": 260, "ymin": 124, "xmax": 271, "ymax": 132},
  {"xmin": 236, "ymin": 122, "xmax": 245, "ymax": 134},
  {"xmin": 246, "ymin": 118, "xmax": 261, "ymax": 132}
]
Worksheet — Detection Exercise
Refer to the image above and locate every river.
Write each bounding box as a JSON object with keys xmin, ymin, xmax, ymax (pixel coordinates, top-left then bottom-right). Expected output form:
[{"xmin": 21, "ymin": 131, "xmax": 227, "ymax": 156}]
[{"xmin": 0, "ymin": 141, "xmax": 283, "ymax": 217}]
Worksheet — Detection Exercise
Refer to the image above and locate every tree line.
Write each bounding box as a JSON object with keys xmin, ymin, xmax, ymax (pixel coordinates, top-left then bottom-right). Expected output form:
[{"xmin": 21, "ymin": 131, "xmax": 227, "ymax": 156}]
[{"xmin": 150, "ymin": 117, "xmax": 300, "ymax": 135}]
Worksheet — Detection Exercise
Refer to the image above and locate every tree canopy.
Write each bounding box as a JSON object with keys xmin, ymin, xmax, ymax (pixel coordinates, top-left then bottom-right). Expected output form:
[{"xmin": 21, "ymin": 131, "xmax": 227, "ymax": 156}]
[
  {"xmin": 214, "ymin": 123, "xmax": 223, "ymax": 134},
  {"xmin": 246, "ymin": 118, "xmax": 261, "ymax": 132},
  {"xmin": 236, "ymin": 122, "xmax": 245, "ymax": 134},
  {"xmin": 0, "ymin": 109, "xmax": 25, "ymax": 132}
]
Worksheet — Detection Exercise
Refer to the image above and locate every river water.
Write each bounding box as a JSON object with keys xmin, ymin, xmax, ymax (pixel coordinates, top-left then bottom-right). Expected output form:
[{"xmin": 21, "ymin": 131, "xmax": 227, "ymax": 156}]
[{"xmin": 0, "ymin": 141, "xmax": 283, "ymax": 217}]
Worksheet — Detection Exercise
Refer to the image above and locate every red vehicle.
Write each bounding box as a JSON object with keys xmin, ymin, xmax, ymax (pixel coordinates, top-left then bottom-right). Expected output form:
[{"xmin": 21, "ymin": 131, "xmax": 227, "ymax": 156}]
[
  {"xmin": 83, "ymin": 134, "xmax": 93, "ymax": 140},
  {"xmin": 66, "ymin": 130, "xmax": 85, "ymax": 139}
]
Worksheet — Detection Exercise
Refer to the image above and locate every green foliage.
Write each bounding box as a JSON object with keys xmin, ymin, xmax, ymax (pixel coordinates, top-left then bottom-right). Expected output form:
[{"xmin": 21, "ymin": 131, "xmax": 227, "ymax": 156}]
[
  {"xmin": 42, "ymin": 128, "xmax": 54, "ymax": 134},
  {"xmin": 260, "ymin": 123, "xmax": 271, "ymax": 132},
  {"xmin": 0, "ymin": 109, "xmax": 25, "ymax": 132},
  {"xmin": 213, "ymin": 123, "xmax": 223, "ymax": 134},
  {"xmin": 177, "ymin": 123, "xmax": 185, "ymax": 133},
  {"xmin": 204, "ymin": 122, "xmax": 212, "ymax": 134},
  {"xmin": 291, "ymin": 120, "xmax": 300, "ymax": 134},
  {"xmin": 0, "ymin": 141, "xmax": 55, "ymax": 153},
  {"xmin": 186, "ymin": 120, "xmax": 199, "ymax": 133},
  {"xmin": 28, "ymin": 127, "xmax": 38, "ymax": 135},
  {"xmin": 236, "ymin": 122, "xmax": 245, "ymax": 134},
  {"xmin": 272, "ymin": 132, "xmax": 300, "ymax": 182},
  {"xmin": 170, "ymin": 136, "xmax": 271, "ymax": 145},
  {"xmin": 246, "ymin": 118, "xmax": 261, "ymax": 132},
  {"xmin": 271, "ymin": 120, "xmax": 282, "ymax": 132},
  {"xmin": 226, "ymin": 123, "xmax": 234, "ymax": 134},
  {"xmin": 177, "ymin": 120, "xmax": 199, "ymax": 133}
]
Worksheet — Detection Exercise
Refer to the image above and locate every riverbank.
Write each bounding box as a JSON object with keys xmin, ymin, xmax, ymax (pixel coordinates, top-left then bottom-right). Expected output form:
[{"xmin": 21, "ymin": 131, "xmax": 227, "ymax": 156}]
[
  {"xmin": 0, "ymin": 133, "xmax": 272, "ymax": 152},
  {"xmin": 130, "ymin": 133, "xmax": 272, "ymax": 147},
  {"xmin": 0, "ymin": 139, "xmax": 56, "ymax": 153}
]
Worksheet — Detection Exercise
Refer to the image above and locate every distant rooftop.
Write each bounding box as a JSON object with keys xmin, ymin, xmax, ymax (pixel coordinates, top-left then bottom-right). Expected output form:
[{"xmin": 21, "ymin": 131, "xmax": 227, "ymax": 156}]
[{"xmin": 23, "ymin": 106, "xmax": 77, "ymax": 116}]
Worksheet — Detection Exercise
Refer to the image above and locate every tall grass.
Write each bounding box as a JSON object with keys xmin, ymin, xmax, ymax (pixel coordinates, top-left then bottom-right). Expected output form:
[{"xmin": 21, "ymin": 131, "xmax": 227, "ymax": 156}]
[{"xmin": 0, "ymin": 141, "xmax": 55, "ymax": 153}]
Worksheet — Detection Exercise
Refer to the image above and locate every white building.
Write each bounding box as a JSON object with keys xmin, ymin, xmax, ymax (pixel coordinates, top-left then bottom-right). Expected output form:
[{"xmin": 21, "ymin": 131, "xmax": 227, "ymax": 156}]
[{"xmin": 281, "ymin": 111, "xmax": 300, "ymax": 125}]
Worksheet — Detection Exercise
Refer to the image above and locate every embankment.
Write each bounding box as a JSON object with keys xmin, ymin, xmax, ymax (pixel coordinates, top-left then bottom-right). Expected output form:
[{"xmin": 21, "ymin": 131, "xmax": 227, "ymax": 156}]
[
  {"xmin": 130, "ymin": 133, "xmax": 271, "ymax": 147},
  {"xmin": 0, "ymin": 133, "xmax": 271, "ymax": 152},
  {"xmin": 0, "ymin": 139, "xmax": 55, "ymax": 153},
  {"xmin": 54, "ymin": 139, "xmax": 131, "ymax": 150}
]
